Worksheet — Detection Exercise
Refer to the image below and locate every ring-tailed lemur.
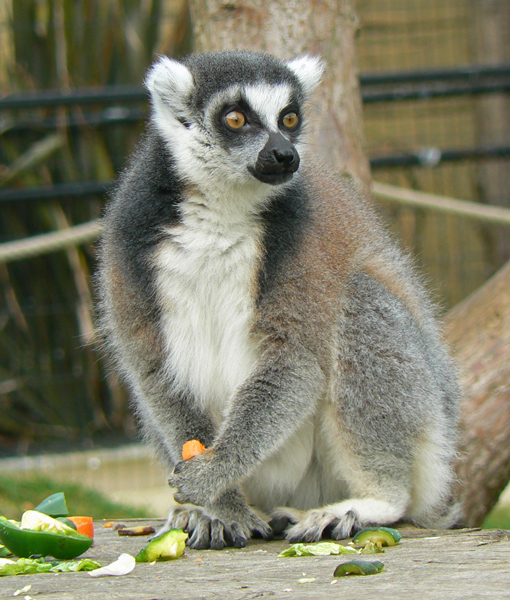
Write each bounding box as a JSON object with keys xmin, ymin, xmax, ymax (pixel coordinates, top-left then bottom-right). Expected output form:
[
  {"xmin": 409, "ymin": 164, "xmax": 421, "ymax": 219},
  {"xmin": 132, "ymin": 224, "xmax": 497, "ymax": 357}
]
[{"xmin": 97, "ymin": 51, "xmax": 460, "ymax": 550}]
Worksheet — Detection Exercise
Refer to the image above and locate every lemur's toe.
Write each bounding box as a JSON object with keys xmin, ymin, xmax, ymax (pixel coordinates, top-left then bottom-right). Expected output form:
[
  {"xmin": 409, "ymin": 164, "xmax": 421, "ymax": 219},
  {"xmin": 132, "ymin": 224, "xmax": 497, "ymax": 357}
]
[{"xmin": 331, "ymin": 510, "xmax": 363, "ymax": 540}]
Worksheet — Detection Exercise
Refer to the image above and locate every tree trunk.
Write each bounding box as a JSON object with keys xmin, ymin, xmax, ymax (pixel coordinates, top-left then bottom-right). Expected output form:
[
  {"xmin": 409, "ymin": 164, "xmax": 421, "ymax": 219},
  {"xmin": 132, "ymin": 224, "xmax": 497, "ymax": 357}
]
[
  {"xmin": 188, "ymin": 0, "xmax": 371, "ymax": 192},
  {"xmin": 445, "ymin": 259, "xmax": 510, "ymax": 526}
]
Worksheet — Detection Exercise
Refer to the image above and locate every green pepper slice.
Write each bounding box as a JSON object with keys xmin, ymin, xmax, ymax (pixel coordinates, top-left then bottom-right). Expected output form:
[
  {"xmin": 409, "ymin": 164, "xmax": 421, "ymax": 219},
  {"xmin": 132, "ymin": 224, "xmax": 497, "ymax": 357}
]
[
  {"xmin": 353, "ymin": 526, "xmax": 402, "ymax": 547},
  {"xmin": 135, "ymin": 529, "xmax": 188, "ymax": 562},
  {"xmin": 34, "ymin": 492, "xmax": 69, "ymax": 517},
  {"xmin": 0, "ymin": 516, "xmax": 92, "ymax": 559},
  {"xmin": 333, "ymin": 560, "xmax": 385, "ymax": 577}
]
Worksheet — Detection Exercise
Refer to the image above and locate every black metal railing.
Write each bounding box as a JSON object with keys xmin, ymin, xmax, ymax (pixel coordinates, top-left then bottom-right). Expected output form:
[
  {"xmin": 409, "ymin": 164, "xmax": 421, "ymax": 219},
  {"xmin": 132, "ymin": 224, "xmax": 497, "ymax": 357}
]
[{"xmin": 1, "ymin": 64, "xmax": 509, "ymax": 204}]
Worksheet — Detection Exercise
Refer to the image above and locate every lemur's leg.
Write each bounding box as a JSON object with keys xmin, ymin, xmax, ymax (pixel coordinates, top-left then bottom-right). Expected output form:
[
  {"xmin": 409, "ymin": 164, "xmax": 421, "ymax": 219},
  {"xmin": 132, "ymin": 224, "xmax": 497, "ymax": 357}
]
[{"xmin": 272, "ymin": 272, "xmax": 457, "ymax": 542}]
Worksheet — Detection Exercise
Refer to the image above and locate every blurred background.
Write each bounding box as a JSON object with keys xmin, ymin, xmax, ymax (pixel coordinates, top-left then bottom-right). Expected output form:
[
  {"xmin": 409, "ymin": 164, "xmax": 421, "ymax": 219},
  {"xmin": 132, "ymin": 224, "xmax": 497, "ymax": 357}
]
[{"xmin": 1, "ymin": 0, "xmax": 509, "ymax": 523}]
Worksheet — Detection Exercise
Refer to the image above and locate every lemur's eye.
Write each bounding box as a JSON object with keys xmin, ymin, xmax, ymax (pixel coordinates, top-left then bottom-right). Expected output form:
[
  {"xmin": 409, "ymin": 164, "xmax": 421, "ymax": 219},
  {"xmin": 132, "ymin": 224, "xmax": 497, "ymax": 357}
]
[
  {"xmin": 282, "ymin": 112, "xmax": 299, "ymax": 129},
  {"xmin": 224, "ymin": 110, "xmax": 246, "ymax": 130}
]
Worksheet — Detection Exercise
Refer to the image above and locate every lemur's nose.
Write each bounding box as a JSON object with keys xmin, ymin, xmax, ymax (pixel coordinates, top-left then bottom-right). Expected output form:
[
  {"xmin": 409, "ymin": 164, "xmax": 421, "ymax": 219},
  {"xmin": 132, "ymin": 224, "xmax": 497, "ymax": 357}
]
[
  {"xmin": 260, "ymin": 131, "xmax": 300, "ymax": 173},
  {"xmin": 273, "ymin": 147, "xmax": 298, "ymax": 167},
  {"xmin": 249, "ymin": 131, "xmax": 301, "ymax": 184}
]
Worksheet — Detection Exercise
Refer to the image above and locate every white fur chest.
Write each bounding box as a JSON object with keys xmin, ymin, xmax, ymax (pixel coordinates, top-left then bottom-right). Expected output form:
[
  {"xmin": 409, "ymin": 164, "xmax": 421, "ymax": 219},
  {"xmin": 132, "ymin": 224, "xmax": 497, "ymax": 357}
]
[{"xmin": 154, "ymin": 195, "xmax": 263, "ymax": 424}]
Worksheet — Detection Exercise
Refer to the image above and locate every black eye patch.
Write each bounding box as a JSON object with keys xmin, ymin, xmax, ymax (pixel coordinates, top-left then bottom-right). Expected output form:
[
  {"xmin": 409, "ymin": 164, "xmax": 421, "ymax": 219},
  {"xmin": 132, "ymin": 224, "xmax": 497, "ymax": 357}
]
[{"xmin": 214, "ymin": 97, "xmax": 264, "ymax": 146}]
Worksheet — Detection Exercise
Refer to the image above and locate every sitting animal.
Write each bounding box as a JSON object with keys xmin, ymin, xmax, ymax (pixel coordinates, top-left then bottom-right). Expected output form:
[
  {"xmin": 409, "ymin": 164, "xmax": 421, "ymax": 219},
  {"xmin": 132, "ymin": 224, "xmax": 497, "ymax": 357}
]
[{"xmin": 97, "ymin": 50, "xmax": 460, "ymax": 549}]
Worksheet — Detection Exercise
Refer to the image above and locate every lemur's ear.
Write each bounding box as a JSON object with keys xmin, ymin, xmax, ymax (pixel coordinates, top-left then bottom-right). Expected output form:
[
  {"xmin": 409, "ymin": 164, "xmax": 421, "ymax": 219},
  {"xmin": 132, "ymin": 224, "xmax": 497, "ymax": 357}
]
[
  {"xmin": 145, "ymin": 56, "xmax": 194, "ymax": 117},
  {"xmin": 287, "ymin": 55, "xmax": 325, "ymax": 96}
]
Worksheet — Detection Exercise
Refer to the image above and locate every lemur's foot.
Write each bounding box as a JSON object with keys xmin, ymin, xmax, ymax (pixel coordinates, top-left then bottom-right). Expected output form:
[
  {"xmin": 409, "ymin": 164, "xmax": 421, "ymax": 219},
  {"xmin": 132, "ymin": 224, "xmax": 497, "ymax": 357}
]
[
  {"xmin": 271, "ymin": 499, "xmax": 403, "ymax": 543},
  {"xmin": 270, "ymin": 507, "xmax": 362, "ymax": 542}
]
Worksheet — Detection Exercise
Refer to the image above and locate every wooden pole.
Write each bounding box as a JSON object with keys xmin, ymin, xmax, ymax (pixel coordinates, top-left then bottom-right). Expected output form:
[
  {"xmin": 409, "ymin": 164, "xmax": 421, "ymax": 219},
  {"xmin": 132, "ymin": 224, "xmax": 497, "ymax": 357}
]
[{"xmin": 372, "ymin": 181, "xmax": 510, "ymax": 226}]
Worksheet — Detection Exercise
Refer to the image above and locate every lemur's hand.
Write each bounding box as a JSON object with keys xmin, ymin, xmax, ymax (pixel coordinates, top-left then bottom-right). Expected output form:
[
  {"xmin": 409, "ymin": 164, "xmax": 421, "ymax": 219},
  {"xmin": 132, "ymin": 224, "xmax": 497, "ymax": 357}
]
[
  {"xmin": 169, "ymin": 449, "xmax": 220, "ymax": 507},
  {"xmin": 161, "ymin": 488, "xmax": 272, "ymax": 549}
]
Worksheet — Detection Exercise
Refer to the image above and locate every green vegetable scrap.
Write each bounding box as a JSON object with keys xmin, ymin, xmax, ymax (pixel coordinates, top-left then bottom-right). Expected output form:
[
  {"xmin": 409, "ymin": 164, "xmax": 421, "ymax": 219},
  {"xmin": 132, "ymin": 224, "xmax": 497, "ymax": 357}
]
[
  {"xmin": 51, "ymin": 558, "xmax": 101, "ymax": 572},
  {"xmin": 56, "ymin": 517, "xmax": 77, "ymax": 530},
  {"xmin": 0, "ymin": 556, "xmax": 101, "ymax": 577},
  {"xmin": 0, "ymin": 545, "xmax": 10, "ymax": 557},
  {"xmin": 34, "ymin": 492, "xmax": 69, "ymax": 518},
  {"xmin": 360, "ymin": 540, "xmax": 385, "ymax": 554},
  {"xmin": 0, "ymin": 513, "xmax": 92, "ymax": 559},
  {"xmin": 353, "ymin": 527, "xmax": 402, "ymax": 548},
  {"xmin": 135, "ymin": 529, "xmax": 188, "ymax": 562},
  {"xmin": 278, "ymin": 542, "xmax": 359, "ymax": 557},
  {"xmin": 333, "ymin": 560, "xmax": 385, "ymax": 577},
  {"xmin": 20, "ymin": 510, "xmax": 76, "ymax": 535}
]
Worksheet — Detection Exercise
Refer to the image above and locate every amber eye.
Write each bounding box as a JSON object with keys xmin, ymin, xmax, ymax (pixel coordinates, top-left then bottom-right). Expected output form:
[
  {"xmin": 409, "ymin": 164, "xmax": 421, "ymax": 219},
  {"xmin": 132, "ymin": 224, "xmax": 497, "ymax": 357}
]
[
  {"xmin": 282, "ymin": 112, "xmax": 299, "ymax": 129},
  {"xmin": 224, "ymin": 110, "xmax": 246, "ymax": 130}
]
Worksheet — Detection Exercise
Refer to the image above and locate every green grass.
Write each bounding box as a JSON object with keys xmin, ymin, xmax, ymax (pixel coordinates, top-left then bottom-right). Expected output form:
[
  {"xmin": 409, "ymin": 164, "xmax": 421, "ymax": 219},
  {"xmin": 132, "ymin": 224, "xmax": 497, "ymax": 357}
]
[
  {"xmin": 0, "ymin": 474, "xmax": 150, "ymax": 521},
  {"xmin": 482, "ymin": 504, "xmax": 510, "ymax": 530}
]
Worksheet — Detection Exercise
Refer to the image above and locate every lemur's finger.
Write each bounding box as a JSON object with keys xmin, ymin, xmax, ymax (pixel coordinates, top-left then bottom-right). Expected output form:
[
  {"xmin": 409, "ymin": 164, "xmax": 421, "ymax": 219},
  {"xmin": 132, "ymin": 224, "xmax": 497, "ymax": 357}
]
[
  {"xmin": 230, "ymin": 522, "xmax": 247, "ymax": 548},
  {"xmin": 268, "ymin": 515, "xmax": 291, "ymax": 536},
  {"xmin": 210, "ymin": 519, "xmax": 228, "ymax": 550},
  {"xmin": 170, "ymin": 506, "xmax": 189, "ymax": 531},
  {"xmin": 187, "ymin": 512, "xmax": 211, "ymax": 549}
]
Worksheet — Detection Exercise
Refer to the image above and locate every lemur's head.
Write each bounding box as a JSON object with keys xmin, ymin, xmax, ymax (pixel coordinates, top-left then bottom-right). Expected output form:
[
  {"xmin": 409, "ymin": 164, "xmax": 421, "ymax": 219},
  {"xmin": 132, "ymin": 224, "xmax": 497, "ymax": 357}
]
[{"xmin": 145, "ymin": 51, "xmax": 324, "ymax": 191}]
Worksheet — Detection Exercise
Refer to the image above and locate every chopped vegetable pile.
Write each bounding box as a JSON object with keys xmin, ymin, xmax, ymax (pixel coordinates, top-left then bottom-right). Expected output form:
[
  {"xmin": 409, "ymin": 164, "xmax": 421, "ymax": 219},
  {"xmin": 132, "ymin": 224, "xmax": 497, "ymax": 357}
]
[
  {"xmin": 0, "ymin": 513, "xmax": 93, "ymax": 560},
  {"xmin": 0, "ymin": 556, "xmax": 101, "ymax": 577},
  {"xmin": 0, "ymin": 492, "xmax": 94, "ymax": 564}
]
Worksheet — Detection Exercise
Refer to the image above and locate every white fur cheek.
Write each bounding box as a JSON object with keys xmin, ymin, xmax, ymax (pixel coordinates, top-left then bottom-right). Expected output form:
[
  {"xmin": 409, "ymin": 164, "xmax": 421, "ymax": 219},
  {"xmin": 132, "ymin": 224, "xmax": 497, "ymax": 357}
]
[
  {"xmin": 151, "ymin": 101, "xmax": 186, "ymax": 141},
  {"xmin": 151, "ymin": 117, "xmax": 211, "ymax": 188}
]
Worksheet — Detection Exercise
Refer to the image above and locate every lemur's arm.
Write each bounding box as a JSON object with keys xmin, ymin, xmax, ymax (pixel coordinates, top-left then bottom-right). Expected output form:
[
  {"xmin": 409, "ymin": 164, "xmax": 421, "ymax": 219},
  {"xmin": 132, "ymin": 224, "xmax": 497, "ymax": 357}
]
[
  {"xmin": 169, "ymin": 342, "xmax": 325, "ymax": 507},
  {"xmin": 133, "ymin": 361, "xmax": 275, "ymax": 547},
  {"xmin": 101, "ymin": 229, "xmax": 274, "ymax": 546}
]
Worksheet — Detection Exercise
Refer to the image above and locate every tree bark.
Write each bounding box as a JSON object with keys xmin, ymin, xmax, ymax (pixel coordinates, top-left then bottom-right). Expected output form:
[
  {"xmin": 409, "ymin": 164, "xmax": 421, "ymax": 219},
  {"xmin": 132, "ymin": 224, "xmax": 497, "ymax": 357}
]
[
  {"xmin": 445, "ymin": 259, "xmax": 510, "ymax": 526},
  {"xmin": 188, "ymin": 0, "xmax": 371, "ymax": 192}
]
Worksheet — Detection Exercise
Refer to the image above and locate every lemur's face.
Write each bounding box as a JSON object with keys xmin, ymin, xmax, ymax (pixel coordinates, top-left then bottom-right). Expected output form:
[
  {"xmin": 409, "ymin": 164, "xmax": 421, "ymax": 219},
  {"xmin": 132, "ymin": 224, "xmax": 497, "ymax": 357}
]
[
  {"xmin": 145, "ymin": 52, "xmax": 324, "ymax": 193},
  {"xmin": 201, "ymin": 83, "xmax": 302, "ymax": 186}
]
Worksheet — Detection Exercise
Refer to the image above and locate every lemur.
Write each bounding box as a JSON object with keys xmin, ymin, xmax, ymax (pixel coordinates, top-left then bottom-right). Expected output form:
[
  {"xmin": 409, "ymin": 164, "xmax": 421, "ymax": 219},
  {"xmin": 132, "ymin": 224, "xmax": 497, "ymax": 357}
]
[{"xmin": 97, "ymin": 51, "xmax": 460, "ymax": 550}]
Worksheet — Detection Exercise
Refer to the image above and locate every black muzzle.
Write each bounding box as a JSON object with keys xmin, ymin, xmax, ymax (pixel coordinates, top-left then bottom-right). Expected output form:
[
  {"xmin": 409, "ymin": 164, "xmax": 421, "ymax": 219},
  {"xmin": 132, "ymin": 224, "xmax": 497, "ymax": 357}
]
[{"xmin": 248, "ymin": 132, "xmax": 300, "ymax": 185}]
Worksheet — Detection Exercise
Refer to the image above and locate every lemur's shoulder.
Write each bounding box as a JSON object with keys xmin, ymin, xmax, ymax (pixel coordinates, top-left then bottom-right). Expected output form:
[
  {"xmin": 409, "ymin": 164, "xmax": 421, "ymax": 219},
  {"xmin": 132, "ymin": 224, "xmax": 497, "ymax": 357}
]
[
  {"xmin": 293, "ymin": 165, "xmax": 435, "ymax": 328},
  {"xmin": 104, "ymin": 131, "xmax": 185, "ymax": 246}
]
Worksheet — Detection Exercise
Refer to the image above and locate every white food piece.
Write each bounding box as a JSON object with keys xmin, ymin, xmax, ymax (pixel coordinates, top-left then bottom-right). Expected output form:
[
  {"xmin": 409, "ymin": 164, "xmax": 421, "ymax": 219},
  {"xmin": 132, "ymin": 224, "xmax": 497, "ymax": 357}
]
[{"xmin": 88, "ymin": 553, "xmax": 136, "ymax": 577}]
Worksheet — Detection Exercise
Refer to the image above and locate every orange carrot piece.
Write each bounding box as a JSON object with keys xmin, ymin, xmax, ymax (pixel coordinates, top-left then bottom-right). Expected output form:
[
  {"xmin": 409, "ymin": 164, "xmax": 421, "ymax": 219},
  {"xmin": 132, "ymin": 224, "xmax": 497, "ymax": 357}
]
[
  {"xmin": 68, "ymin": 516, "xmax": 94, "ymax": 539},
  {"xmin": 182, "ymin": 439, "xmax": 206, "ymax": 460}
]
